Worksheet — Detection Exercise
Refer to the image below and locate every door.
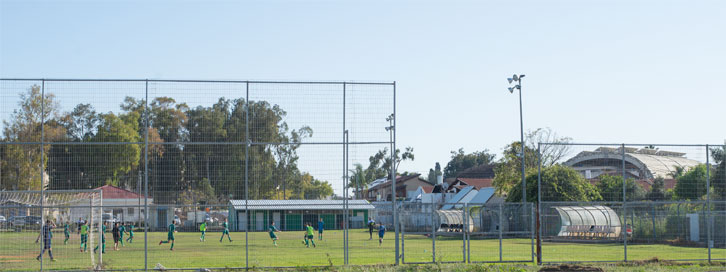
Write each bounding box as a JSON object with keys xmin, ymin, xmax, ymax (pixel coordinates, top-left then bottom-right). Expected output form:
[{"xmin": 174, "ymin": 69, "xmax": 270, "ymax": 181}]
[
  {"xmin": 256, "ymin": 212, "xmax": 264, "ymax": 231},
  {"xmin": 237, "ymin": 211, "xmax": 247, "ymax": 231},
  {"xmin": 273, "ymin": 212, "xmax": 281, "ymax": 226},
  {"xmin": 157, "ymin": 209, "xmax": 167, "ymax": 229}
]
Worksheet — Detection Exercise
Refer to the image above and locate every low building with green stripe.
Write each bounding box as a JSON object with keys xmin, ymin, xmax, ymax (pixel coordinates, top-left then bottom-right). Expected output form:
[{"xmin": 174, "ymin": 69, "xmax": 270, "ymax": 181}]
[{"xmin": 228, "ymin": 200, "xmax": 375, "ymax": 231}]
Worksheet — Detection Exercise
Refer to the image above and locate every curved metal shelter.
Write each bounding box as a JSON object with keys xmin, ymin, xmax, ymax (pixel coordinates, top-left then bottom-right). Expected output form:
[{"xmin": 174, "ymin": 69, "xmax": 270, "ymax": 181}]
[
  {"xmin": 435, "ymin": 210, "xmax": 474, "ymax": 232},
  {"xmin": 554, "ymin": 205, "xmax": 621, "ymax": 238}
]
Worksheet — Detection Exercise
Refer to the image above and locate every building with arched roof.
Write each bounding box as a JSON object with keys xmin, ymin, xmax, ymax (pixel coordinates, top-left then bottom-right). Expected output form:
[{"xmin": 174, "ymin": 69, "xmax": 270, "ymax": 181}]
[{"xmin": 564, "ymin": 147, "xmax": 701, "ymax": 180}]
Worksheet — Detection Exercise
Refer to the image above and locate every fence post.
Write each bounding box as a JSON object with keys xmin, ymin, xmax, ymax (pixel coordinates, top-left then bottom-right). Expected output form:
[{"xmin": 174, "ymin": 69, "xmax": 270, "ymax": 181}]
[
  {"xmin": 392, "ymin": 81, "xmax": 399, "ymax": 265},
  {"xmin": 536, "ymin": 143, "xmax": 542, "ymax": 264},
  {"xmin": 343, "ymin": 83, "xmax": 349, "ymax": 265},
  {"xmin": 499, "ymin": 202, "xmax": 503, "ymax": 262},
  {"xmin": 622, "ymin": 143, "xmax": 627, "ymax": 262},
  {"xmin": 39, "ymin": 79, "xmax": 45, "ymax": 272},
  {"xmin": 143, "ymin": 79, "xmax": 149, "ymax": 271},
  {"xmin": 462, "ymin": 203, "xmax": 466, "ymax": 263},
  {"xmin": 706, "ymin": 145, "xmax": 711, "ymax": 262},
  {"xmin": 244, "ymin": 81, "xmax": 250, "ymax": 269},
  {"xmin": 467, "ymin": 203, "xmax": 471, "ymax": 263},
  {"xmin": 432, "ymin": 203, "xmax": 436, "ymax": 263}
]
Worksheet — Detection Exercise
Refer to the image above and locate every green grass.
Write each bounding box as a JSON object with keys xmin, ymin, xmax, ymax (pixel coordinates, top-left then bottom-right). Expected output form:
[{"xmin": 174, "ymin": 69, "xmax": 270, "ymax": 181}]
[{"xmin": 1, "ymin": 230, "xmax": 724, "ymax": 271}]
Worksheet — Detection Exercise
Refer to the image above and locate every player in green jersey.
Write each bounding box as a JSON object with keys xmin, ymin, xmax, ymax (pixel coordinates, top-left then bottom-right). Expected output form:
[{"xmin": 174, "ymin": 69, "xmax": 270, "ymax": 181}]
[
  {"xmin": 158, "ymin": 221, "xmax": 177, "ymax": 250},
  {"xmin": 269, "ymin": 221, "xmax": 281, "ymax": 246},
  {"xmin": 303, "ymin": 222, "xmax": 316, "ymax": 248},
  {"xmin": 199, "ymin": 221, "xmax": 207, "ymax": 242},
  {"xmin": 220, "ymin": 218, "xmax": 232, "ymax": 243},
  {"xmin": 118, "ymin": 224, "xmax": 126, "ymax": 247},
  {"xmin": 63, "ymin": 222, "xmax": 71, "ymax": 245},
  {"xmin": 126, "ymin": 224, "xmax": 134, "ymax": 243},
  {"xmin": 79, "ymin": 220, "xmax": 89, "ymax": 252},
  {"xmin": 93, "ymin": 222, "xmax": 107, "ymax": 254}
]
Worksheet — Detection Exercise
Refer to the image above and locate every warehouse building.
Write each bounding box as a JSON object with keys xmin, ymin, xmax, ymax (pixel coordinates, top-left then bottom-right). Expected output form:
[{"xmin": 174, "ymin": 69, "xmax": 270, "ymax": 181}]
[{"xmin": 228, "ymin": 199, "xmax": 375, "ymax": 231}]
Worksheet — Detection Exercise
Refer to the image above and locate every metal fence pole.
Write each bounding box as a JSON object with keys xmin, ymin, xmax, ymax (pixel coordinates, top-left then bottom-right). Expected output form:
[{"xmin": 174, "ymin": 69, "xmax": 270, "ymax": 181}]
[
  {"xmin": 343, "ymin": 82, "xmax": 349, "ymax": 265},
  {"xmin": 392, "ymin": 81, "xmax": 399, "ymax": 265},
  {"xmin": 466, "ymin": 203, "xmax": 471, "ymax": 263},
  {"xmin": 706, "ymin": 145, "xmax": 712, "ymax": 262},
  {"xmin": 40, "ymin": 79, "xmax": 45, "ymax": 272},
  {"xmin": 144, "ymin": 79, "xmax": 149, "ymax": 271},
  {"xmin": 462, "ymin": 204, "xmax": 466, "ymax": 263},
  {"xmin": 432, "ymin": 203, "xmax": 436, "ymax": 263},
  {"xmin": 622, "ymin": 143, "xmax": 627, "ymax": 262},
  {"xmin": 244, "ymin": 82, "xmax": 250, "ymax": 269},
  {"xmin": 499, "ymin": 203, "xmax": 503, "ymax": 262},
  {"xmin": 536, "ymin": 143, "xmax": 542, "ymax": 264}
]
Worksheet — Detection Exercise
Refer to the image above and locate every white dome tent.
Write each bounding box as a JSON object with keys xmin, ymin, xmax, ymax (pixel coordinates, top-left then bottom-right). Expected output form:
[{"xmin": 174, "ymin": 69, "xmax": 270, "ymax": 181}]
[{"xmin": 554, "ymin": 205, "xmax": 621, "ymax": 239}]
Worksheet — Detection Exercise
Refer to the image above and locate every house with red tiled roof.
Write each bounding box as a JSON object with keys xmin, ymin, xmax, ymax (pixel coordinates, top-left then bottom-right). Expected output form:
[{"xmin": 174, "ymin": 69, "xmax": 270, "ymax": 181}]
[
  {"xmin": 96, "ymin": 185, "xmax": 153, "ymax": 224},
  {"xmin": 363, "ymin": 174, "xmax": 434, "ymax": 201}
]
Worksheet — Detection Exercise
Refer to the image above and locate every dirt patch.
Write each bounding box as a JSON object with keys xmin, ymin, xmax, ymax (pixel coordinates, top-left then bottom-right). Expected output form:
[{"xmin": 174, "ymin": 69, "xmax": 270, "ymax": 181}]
[
  {"xmin": 626, "ymin": 257, "xmax": 677, "ymax": 266},
  {"xmin": 539, "ymin": 264, "xmax": 604, "ymax": 272}
]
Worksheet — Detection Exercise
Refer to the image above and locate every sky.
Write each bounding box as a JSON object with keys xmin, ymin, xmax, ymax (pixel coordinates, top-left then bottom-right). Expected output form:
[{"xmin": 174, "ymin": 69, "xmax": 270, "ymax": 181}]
[{"xmin": 1, "ymin": 0, "xmax": 726, "ymax": 194}]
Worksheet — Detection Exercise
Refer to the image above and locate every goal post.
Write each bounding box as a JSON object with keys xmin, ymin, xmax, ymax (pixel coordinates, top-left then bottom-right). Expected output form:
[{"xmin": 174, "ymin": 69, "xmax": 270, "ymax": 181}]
[{"xmin": 0, "ymin": 189, "xmax": 102, "ymax": 269}]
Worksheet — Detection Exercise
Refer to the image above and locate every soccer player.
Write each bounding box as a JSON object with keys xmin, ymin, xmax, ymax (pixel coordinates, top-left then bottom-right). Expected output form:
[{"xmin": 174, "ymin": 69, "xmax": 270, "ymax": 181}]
[
  {"xmin": 112, "ymin": 222, "xmax": 120, "ymax": 250},
  {"xmin": 118, "ymin": 223, "xmax": 126, "ymax": 247},
  {"xmin": 317, "ymin": 218, "xmax": 324, "ymax": 240},
  {"xmin": 35, "ymin": 219, "xmax": 56, "ymax": 262},
  {"xmin": 125, "ymin": 224, "xmax": 134, "ymax": 244},
  {"xmin": 269, "ymin": 221, "xmax": 281, "ymax": 246},
  {"xmin": 63, "ymin": 222, "xmax": 71, "ymax": 245},
  {"xmin": 80, "ymin": 220, "xmax": 89, "ymax": 252},
  {"xmin": 94, "ymin": 222, "xmax": 107, "ymax": 254},
  {"xmin": 367, "ymin": 218, "xmax": 375, "ymax": 240},
  {"xmin": 199, "ymin": 221, "xmax": 207, "ymax": 242},
  {"xmin": 158, "ymin": 221, "xmax": 177, "ymax": 251},
  {"xmin": 303, "ymin": 222, "xmax": 316, "ymax": 248},
  {"xmin": 220, "ymin": 218, "xmax": 232, "ymax": 243},
  {"xmin": 378, "ymin": 223, "xmax": 386, "ymax": 246}
]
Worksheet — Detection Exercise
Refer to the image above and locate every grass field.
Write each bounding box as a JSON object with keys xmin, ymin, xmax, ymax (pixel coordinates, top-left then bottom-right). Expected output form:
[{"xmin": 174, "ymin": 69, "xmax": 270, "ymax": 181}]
[{"xmin": 1, "ymin": 229, "xmax": 725, "ymax": 271}]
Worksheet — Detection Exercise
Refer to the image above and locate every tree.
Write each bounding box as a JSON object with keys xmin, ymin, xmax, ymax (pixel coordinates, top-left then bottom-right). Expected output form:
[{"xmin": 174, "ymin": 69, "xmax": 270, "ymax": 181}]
[
  {"xmin": 427, "ymin": 162, "xmax": 442, "ymax": 183},
  {"xmin": 507, "ymin": 164, "xmax": 602, "ymax": 202},
  {"xmin": 711, "ymin": 146, "xmax": 725, "ymax": 199},
  {"xmin": 525, "ymin": 127, "xmax": 573, "ymax": 167},
  {"xmin": 674, "ymin": 164, "xmax": 709, "ymax": 200},
  {"xmin": 493, "ymin": 142, "xmax": 538, "ymax": 195},
  {"xmin": 1, "ymin": 86, "xmax": 66, "ymax": 190},
  {"xmin": 90, "ymin": 112, "xmax": 142, "ymax": 188},
  {"xmin": 646, "ymin": 177, "xmax": 667, "ymax": 201},
  {"xmin": 443, "ymin": 148, "xmax": 496, "ymax": 178},
  {"xmin": 595, "ymin": 175, "xmax": 646, "ymax": 202}
]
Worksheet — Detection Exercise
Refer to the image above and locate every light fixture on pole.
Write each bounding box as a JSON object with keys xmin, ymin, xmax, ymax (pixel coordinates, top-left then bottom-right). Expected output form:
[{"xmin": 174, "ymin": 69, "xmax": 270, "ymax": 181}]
[{"xmin": 507, "ymin": 74, "xmax": 526, "ymax": 203}]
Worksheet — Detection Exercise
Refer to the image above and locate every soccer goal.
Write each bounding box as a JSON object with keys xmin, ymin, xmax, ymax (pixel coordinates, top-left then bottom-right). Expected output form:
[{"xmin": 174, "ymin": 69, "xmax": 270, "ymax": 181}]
[{"xmin": 0, "ymin": 189, "xmax": 103, "ymax": 269}]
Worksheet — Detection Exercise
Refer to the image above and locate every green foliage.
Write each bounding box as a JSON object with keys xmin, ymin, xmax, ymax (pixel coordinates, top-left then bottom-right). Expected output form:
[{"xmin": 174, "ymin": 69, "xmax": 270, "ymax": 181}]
[
  {"xmin": 647, "ymin": 177, "xmax": 667, "ymax": 201},
  {"xmin": 493, "ymin": 142, "xmax": 538, "ymax": 195},
  {"xmin": 711, "ymin": 146, "xmax": 726, "ymax": 199},
  {"xmin": 427, "ymin": 162, "xmax": 442, "ymax": 183},
  {"xmin": 596, "ymin": 175, "xmax": 646, "ymax": 202},
  {"xmin": 674, "ymin": 164, "xmax": 708, "ymax": 200},
  {"xmin": 443, "ymin": 148, "xmax": 496, "ymax": 178},
  {"xmin": 350, "ymin": 146, "xmax": 415, "ymax": 191},
  {"xmin": 506, "ymin": 165, "xmax": 602, "ymax": 202}
]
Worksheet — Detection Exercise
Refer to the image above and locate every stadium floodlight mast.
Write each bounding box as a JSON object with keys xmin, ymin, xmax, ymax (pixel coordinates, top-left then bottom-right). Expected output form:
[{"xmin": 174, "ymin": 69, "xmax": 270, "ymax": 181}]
[{"xmin": 507, "ymin": 74, "xmax": 527, "ymax": 203}]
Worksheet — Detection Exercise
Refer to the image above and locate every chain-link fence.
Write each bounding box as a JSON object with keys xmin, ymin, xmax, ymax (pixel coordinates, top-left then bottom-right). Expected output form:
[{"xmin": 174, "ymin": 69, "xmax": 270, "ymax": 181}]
[
  {"xmin": 536, "ymin": 143, "xmax": 726, "ymax": 264},
  {"xmin": 0, "ymin": 79, "xmax": 397, "ymax": 271}
]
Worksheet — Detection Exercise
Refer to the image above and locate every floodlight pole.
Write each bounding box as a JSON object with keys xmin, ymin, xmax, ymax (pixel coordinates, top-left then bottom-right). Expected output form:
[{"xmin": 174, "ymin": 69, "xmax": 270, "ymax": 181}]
[{"xmin": 508, "ymin": 74, "xmax": 526, "ymax": 203}]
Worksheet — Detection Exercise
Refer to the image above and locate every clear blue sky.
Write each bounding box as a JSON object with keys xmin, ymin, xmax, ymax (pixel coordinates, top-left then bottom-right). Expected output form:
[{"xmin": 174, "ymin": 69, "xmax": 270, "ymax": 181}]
[{"xmin": 2, "ymin": 0, "xmax": 725, "ymax": 193}]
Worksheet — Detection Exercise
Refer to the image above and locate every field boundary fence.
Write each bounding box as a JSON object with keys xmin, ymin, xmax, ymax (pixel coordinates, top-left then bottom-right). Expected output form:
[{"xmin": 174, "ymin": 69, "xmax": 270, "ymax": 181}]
[
  {"xmin": 536, "ymin": 143, "xmax": 726, "ymax": 264},
  {"xmin": 0, "ymin": 78, "xmax": 399, "ymax": 271}
]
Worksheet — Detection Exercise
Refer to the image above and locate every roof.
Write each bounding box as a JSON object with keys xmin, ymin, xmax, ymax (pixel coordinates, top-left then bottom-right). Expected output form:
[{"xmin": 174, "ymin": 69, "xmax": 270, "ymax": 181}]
[
  {"xmin": 442, "ymin": 186, "xmax": 478, "ymax": 210},
  {"xmin": 455, "ymin": 164, "xmax": 497, "ymax": 179},
  {"xmin": 97, "ymin": 185, "xmax": 146, "ymax": 199},
  {"xmin": 368, "ymin": 174, "xmax": 427, "ymax": 190},
  {"xmin": 456, "ymin": 178, "xmax": 494, "ymax": 189},
  {"xmin": 229, "ymin": 199, "xmax": 375, "ymax": 211},
  {"xmin": 564, "ymin": 147, "xmax": 701, "ymax": 179},
  {"xmin": 469, "ymin": 187, "xmax": 496, "ymax": 205}
]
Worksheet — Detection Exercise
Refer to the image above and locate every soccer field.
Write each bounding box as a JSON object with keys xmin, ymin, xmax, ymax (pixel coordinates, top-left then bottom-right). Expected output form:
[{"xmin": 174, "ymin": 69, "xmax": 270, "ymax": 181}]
[{"xmin": 1, "ymin": 229, "xmax": 725, "ymax": 271}]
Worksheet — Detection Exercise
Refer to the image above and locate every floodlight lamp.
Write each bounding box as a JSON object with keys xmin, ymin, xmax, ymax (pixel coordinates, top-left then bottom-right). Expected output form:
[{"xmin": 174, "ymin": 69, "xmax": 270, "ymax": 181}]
[
  {"xmin": 507, "ymin": 78, "xmax": 514, "ymax": 84},
  {"xmin": 519, "ymin": 74, "xmax": 525, "ymax": 78},
  {"xmin": 512, "ymin": 74, "xmax": 519, "ymax": 81},
  {"xmin": 508, "ymin": 87, "xmax": 515, "ymax": 93}
]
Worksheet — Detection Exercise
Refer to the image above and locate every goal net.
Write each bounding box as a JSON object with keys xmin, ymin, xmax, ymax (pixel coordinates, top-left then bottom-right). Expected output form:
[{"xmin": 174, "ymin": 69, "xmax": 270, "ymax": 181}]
[{"xmin": 0, "ymin": 189, "xmax": 102, "ymax": 270}]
